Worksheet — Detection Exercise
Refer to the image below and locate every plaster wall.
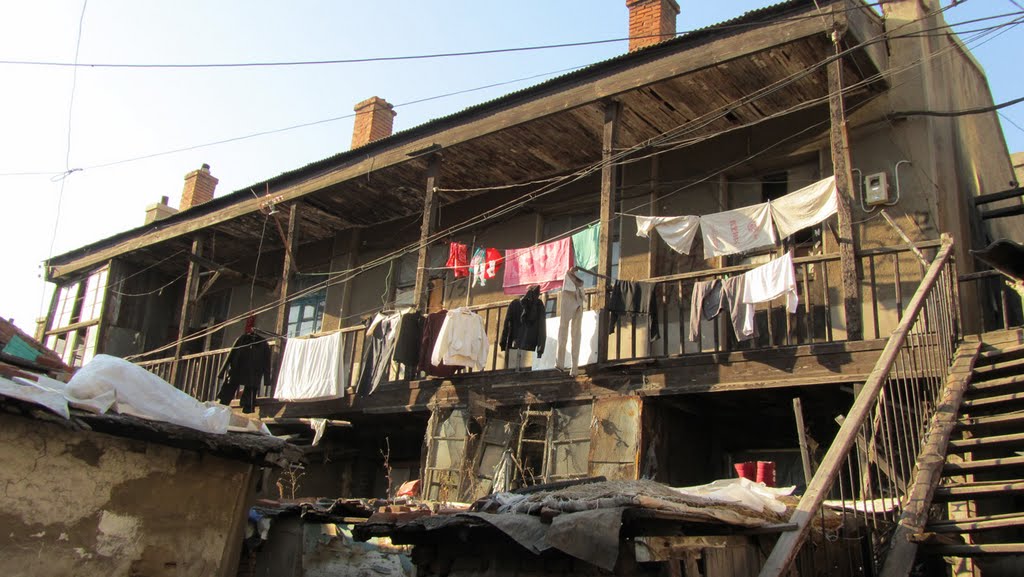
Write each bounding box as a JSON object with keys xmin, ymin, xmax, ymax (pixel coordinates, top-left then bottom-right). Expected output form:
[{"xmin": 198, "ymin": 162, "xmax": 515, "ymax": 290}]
[{"xmin": 0, "ymin": 413, "xmax": 254, "ymax": 577}]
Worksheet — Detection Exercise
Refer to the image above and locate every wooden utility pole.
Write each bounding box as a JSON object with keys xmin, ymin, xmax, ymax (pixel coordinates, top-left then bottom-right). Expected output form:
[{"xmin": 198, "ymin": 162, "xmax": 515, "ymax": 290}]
[
  {"xmin": 413, "ymin": 154, "xmax": 442, "ymax": 313},
  {"xmin": 170, "ymin": 235, "xmax": 204, "ymax": 385},
  {"xmin": 597, "ymin": 100, "xmax": 621, "ymax": 363},
  {"xmin": 827, "ymin": 22, "xmax": 863, "ymax": 341}
]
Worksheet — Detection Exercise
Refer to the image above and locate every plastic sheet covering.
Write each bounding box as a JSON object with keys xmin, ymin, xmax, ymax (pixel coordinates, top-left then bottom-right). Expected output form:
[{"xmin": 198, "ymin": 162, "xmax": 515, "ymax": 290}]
[
  {"xmin": 0, "ymin": 376, "xmax": 70, "ymax": 419},
  {"xmin": 670, "ymin": 477, "xmax": 794, "ymax": 515},
  {"xmin": 56, "ymin": 354, "xmax": 269, "ymax": 435}
]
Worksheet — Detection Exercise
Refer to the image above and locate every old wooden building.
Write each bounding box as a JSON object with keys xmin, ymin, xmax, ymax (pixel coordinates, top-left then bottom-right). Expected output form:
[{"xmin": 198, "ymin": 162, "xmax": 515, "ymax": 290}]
[{"xmin": 40, "ymin": 0, "xmax": 1024, "ymax": 574}]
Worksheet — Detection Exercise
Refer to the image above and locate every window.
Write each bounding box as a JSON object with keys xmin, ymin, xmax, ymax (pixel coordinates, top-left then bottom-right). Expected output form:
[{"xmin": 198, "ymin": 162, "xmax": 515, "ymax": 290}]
[
  {"xmin": 45, "ymin": 267, "xmax": 108, "ymax": 367},
  {"xmin": 286, "ymin": 276, "xmax": 326, "ymax": 337}
]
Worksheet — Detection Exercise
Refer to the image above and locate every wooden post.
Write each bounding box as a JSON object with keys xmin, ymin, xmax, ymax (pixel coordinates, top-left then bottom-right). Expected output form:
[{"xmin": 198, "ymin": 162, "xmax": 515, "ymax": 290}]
[
  {"xmin": 274, "ymin": 204, "xmax": 300, "ymax": 338},
  {"xmin": 171, "ymin": 235, "xmax": 204, "ymax": 385},
  {"xmin": 597, "ymin": 100, "xmax": 621, "ymax": 363},
  {"xmin": 827, "ymin": 22, "xmax": 863, "ymax": 341},
  {"xmin": 337, "ymin": 228, "xmax": 362, "ymax": 327},
  {"xmin": 792, "ymin": 397, "xmax": 814, "ymax": 485},
  {"xmin": 414, "ymin": 154, "xmax": 442, "ymax": 313},
  {"xmin": 716, "ymin": 173, "xmax": 731, "ymax": 351}
]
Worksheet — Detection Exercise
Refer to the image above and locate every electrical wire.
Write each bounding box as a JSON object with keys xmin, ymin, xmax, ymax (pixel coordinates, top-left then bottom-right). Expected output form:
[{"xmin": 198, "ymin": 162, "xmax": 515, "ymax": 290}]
[
  {"xmin": 0, "ymin": 3, "xmax": 884, "ymax": 70},
  {"xmin": 124, "ymin": 2, "xmax": 1008, "ymax": 360}
]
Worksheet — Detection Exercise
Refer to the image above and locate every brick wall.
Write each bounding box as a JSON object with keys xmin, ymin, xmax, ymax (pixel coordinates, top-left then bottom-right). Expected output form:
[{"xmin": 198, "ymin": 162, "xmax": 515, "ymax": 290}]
[{"xmin": 626, "ymin": 0, "xmax": 680, "ymax": 52}]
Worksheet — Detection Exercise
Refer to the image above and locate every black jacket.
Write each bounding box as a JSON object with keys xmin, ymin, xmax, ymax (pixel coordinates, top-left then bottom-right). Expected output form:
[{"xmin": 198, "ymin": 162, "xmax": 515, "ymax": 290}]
[
  {"xmin": 500, "ymin": 286, "xmax": 547, "ymax": 356},
  {"xmin": 219, "ymin": 332, "xmax": 272, "ymax": 387}
]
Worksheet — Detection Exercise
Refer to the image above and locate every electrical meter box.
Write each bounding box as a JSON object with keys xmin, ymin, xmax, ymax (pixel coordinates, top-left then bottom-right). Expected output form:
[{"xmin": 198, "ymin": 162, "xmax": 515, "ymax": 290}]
[{"xmin": 864, "ymin": 171, "xmax": 890, "ymax": 206}]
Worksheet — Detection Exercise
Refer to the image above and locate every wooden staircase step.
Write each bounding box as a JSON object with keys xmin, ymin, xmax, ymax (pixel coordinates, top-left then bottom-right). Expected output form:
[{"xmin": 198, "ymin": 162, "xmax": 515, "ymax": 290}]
[
  {"xmin": 967, "ymin": 374, "xmax": 1024, "ymax": 394},
  {"xmin": 958, "ymin": 410, "xmax": 1024, "ymax": 429},
  {"xmin": 972, "ymin": 357, "xmax": 1024, "ymax": 378},
  {"xmin": 933, "ymin": 480, "xmax": 1024, "ymax": 501},
  {"xmin": 943, "ymin": 455, "xmax": 1024, "ymax": 474},
  {"xmin": 927, "ymin": 512, "xmax": 1024, "ymax": 533},
  {"xmin": 922, "ymin": 543, "xmax": 1024, "ymax": 556},
  {"xmin": 948, "ymin": 432, "xmax": 1024, "ymax": 451},
  {"xmin": 978, "ymin": 343, "xmax": 1024, "ymax": 362},
  {"xmin": 962, "ymin": 392, "xmax": 1024, "ymax": 409}
]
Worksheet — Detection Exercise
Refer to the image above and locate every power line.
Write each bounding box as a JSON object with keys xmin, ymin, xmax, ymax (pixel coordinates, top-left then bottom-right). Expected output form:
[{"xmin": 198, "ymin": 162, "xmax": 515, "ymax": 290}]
[{"xmin": 0, "ymin": 4, "xmax": 884, "ymax": 70}]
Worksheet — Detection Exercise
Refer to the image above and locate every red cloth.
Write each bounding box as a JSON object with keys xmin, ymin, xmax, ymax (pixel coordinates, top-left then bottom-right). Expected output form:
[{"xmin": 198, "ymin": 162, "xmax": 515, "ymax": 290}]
[{"xmin": 446, "ymin": 242, "xmax": 469, "ymax": 278}]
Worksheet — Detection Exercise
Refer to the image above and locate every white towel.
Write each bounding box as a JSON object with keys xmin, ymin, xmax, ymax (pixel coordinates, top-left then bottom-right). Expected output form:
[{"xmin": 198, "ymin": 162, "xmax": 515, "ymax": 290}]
[
  {"xmin": 635, "ymin": 215, "xmax": 700, "ymax": 255},
  {"xmin": 274, "ymin": 331, "xmax": 347, "ymax": 401},
  {"xmin": 770, "ymin": 176, "xmax": 838, "ymax": 238},
  {"xmin": 740, "ymin": 252, "xmax": 800, "ymax": 337},
  {"xmin": 699, "ymin": 203, "xmax": 776, "ymax": 259}
]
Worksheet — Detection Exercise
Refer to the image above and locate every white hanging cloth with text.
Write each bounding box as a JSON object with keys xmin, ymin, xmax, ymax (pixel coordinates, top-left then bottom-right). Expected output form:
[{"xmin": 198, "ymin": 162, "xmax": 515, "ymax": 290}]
[
  {"xmin": 769, "ymin": 176, "xmax": 838, "ymax": 238},
  {"xmin": 634, "ymin": 215, "xmax": 701, "ymax": 255},
  {"xmin": 699, "ymin": 202, "xmax": 776, "ymax": 259}
]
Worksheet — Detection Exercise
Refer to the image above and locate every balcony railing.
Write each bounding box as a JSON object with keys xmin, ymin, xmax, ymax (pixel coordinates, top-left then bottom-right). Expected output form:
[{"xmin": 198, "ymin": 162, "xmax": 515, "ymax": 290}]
[{"xmin": 140, "ymin": 241, "xmax": 965, "ymax": 399}]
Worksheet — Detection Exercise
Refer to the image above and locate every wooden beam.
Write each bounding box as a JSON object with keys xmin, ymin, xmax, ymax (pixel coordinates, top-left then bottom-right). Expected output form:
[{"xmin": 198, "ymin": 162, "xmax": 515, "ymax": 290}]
[
  {"xmin": 45, "ymin": 10, "xmax": 840, "ymax": 280},
  {"xmin": 792, "ymin": 397, "xmax": 814, "ymax": 485},
  {"xmin": 170, "ymin": 235, "xmax": 204, "ymax": 384},
  {"xmin": 274, "ymin": 205, "xmax": 300, "ymax": 338},
  {"xmin": 414, "ymin": 154, "xmax": 442, "ymax": 312},
  {"xmin": 827, "ymin": 24, "xmax": 863, "ymax": 342},
  {"xmin": 186, "ymin": 252, "xmax": 274, "ymax": 290},
  {"xmin": 196, "ymin": 270, "xmax": 223, "ymax": 302},
  {"xmin": 597, "ymin": 100, "xmax": 621, "ymax": 363}
]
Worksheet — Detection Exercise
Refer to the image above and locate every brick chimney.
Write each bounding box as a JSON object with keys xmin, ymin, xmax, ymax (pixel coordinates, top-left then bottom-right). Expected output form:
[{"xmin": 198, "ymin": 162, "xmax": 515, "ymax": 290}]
[
  {"xmin": 351, "ymin": 96, "xmax": 396, "ymax": 149},
  {"xmin": 626, "ymin": 0, "xmax": 680, "ymax": 52},
  {"xmin": 179, "ymin": 163, "xmax": 218, "ymax": 211},
  {"xmin": 144, "ymin": 195, "xmax": 178, "ymax": 224}
]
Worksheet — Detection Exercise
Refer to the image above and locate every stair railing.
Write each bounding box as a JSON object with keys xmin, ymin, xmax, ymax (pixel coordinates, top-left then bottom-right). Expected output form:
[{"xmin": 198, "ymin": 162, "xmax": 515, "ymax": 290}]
[{"xmin": 759, "ymin": 234, "xmax": 960, "ymax": 576}]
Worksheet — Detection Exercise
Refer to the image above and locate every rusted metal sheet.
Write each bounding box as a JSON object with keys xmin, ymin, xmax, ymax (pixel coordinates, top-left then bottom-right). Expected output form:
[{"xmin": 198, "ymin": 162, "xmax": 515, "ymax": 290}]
[{"xmin": 588, "ymin": 396, "xmax": 642, "ymax": 480}]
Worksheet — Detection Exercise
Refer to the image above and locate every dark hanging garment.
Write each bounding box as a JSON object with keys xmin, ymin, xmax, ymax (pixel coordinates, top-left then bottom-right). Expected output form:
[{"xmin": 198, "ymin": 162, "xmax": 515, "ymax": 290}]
[
  {"xmin": 607, "ymin": 280, "xmax": 660, "ymax": 341},
  {"xmin": 217, "ymin": 332, "xmax": 272, "ymax": 413},
  {"xmin": 418, "ymin": 310, "xmax": 460, "ymax": 378},
  {"xmin": 499, "ymin": 285, "xmax": 547, "ymax": 356},
  {"xmin": 356, "ymin": 313, "xmax": 401, "ymax": 396},
  {"xmin": 393, "ymin": 312, "xmax": 424, "ymax": 367}
]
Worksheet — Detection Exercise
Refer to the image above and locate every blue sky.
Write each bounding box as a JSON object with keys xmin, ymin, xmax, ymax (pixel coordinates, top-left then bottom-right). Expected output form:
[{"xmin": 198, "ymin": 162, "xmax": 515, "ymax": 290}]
[{"xmin": 1, "ymin": 0, "xmax": 1021, "ymax": 334}]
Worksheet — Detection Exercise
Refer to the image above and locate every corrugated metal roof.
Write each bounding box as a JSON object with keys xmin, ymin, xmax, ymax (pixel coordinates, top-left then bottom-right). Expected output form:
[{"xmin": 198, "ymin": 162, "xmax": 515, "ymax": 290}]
[{"xmin": 47, "ymin": 0, "xmax": 832, "ymax": 267}]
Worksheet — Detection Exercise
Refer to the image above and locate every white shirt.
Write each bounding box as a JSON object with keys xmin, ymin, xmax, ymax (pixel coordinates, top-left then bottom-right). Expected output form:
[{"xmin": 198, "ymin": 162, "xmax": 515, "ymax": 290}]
[{"xmin": 431, "ymin": 308, "xmax": 489, "ymax": 371}]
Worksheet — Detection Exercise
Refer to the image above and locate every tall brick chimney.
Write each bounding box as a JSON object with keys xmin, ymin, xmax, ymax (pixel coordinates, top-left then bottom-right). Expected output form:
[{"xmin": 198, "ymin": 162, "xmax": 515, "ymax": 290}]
[
  {"xmin": 626, "ymin": 0, "xmax": 680, "ymax": 52},
  {"xmin": 351, "ymin": 96, "xmax": 396, "ymax": 149},
  {"xmin": 179, "ymin": 163, "xmax": 218, "ymax": 211}
]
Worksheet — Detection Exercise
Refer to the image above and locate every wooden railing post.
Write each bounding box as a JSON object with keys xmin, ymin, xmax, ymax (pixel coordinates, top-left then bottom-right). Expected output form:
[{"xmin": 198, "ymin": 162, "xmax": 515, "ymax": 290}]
[
  {"xmin": 414, "ymin": 153, "xmax": 442, "ymax": 313},
  {"xmin": 597, "ymin": 100, "xmax": 621, "ymax": 363}
]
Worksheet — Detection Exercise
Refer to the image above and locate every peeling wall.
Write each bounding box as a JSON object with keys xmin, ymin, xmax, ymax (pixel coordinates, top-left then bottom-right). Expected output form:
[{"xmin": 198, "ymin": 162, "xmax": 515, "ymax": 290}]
[{"xmin": 0, "ymin": 413, "xmax": 255, "ymax": 577}]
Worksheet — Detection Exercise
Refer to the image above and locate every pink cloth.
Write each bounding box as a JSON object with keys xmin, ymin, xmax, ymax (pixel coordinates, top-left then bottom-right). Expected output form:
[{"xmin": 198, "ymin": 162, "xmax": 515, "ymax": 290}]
[{"xmin": 503, "ymin": 237, "xmax": 574, "ymax": 295}]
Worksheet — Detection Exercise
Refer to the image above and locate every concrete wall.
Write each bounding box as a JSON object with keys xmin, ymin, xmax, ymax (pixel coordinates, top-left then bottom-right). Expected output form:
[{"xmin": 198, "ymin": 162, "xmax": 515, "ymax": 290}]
[{"xmin": 0, "ymin": 413, "xmax": 254, "ymax": 577}]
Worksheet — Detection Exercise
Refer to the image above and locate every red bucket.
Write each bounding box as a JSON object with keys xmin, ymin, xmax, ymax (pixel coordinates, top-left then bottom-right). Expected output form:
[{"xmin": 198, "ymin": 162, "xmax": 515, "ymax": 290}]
[
  {"xmin": 756, "ymin": 461, "xmax": 776, "ymax": 487},
  {"xmin": 734, "ymin": 461, "xmax": 756, "ymax": 481}
]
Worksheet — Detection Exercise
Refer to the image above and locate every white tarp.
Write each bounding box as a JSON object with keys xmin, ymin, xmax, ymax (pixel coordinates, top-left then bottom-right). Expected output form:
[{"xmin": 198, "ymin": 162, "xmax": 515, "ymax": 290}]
[
  {"xmin": 273, "ymin": 331, "xmax": 347, "ymax": 401},
  {"xmin": 671, "ymin": 477, "xmax": 795, "ymax": 515},
  {"xmin": 634, "ymin": 215, "xmax": 701, "ymax": 255},
  {"xmin": 532, "ymin": 311, "xmax": 599, "ymax": 372},
  {"xmin": 699, "ymin": 202, "xmax": 777, "ymax": 258},
  {"xmin": 769, "ymin": 176, "xmax": 838, "ymax": 238}
]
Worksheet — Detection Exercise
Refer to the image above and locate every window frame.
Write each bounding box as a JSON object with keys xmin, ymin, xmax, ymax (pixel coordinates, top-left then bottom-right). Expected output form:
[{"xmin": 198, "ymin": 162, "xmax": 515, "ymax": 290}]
[{"xmin": 45, "ymin": 266, "xmax": 109, "ymax": 367}]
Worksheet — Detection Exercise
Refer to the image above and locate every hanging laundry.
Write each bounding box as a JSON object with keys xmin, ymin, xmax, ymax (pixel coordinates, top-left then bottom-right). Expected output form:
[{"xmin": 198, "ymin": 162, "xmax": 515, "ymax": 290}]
[
  {"xmin": 607, "ymin": 280, "xmax": 660, "ymax": 341},
  {"xmin": 571, "ymin": 223, "xmax": 601, "ymax": 271},
  {"xmin": 533, "ymin": 310, "xmax": 599, "ymax": 373},
  {"xmin": 432, "ymin": 308, "xmax": 490, "ymax": 371},
  {"xmin": 217, "ymin": 331, "xmax": 272, "ymax": 413},
  {"xmin": 355, "ymin": 312, "xmax": 402, "ymax": 396},
  {"xmin": 503, "ymin": 237, "xmax": 574, "ymax": 295},
  {"xmin": 274, "ymin": 331, "xmax": 347, "ymax": 401},
  {"xmin": 740, "ymin": 252, "xmax": 799, "ymax": 336},
  {"xmin": 556, "ymin": 271, "xmax": 586, "ymax": 376},
  {"xmin": 721, "ymin": 276, "xmax": 756, "ymax": 341},
  {"xmin": 699, "ymin": 203, "xmax": 776, "ymax": 259},
  {"xmin": 418, "ymin": 310, "xmax": 461, "ymax": 378},
  {"xmin": 500, "ymin": 285, "xmax": 547, "ymax": 358},
  {"xmin": 469, "ymin": 247, "xmax": 502, "ymax": 287},
  {"xmin": 769, "ymin": 176, "xmax": 838, "ymax": 238},
  {"xmin": 688, "ymin": 279, "xmax": 723, "ymax": 342},
  {"xmin": 635, "ymin": 215, "xmax": 701, "ymax": 255},
  {"xmin": 446, "ymin": 241, "xmax": 470, "ymax": 278},
  {"xmin": 392, "ymin": 311, "xmax": 424, "ymax": 368}
]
